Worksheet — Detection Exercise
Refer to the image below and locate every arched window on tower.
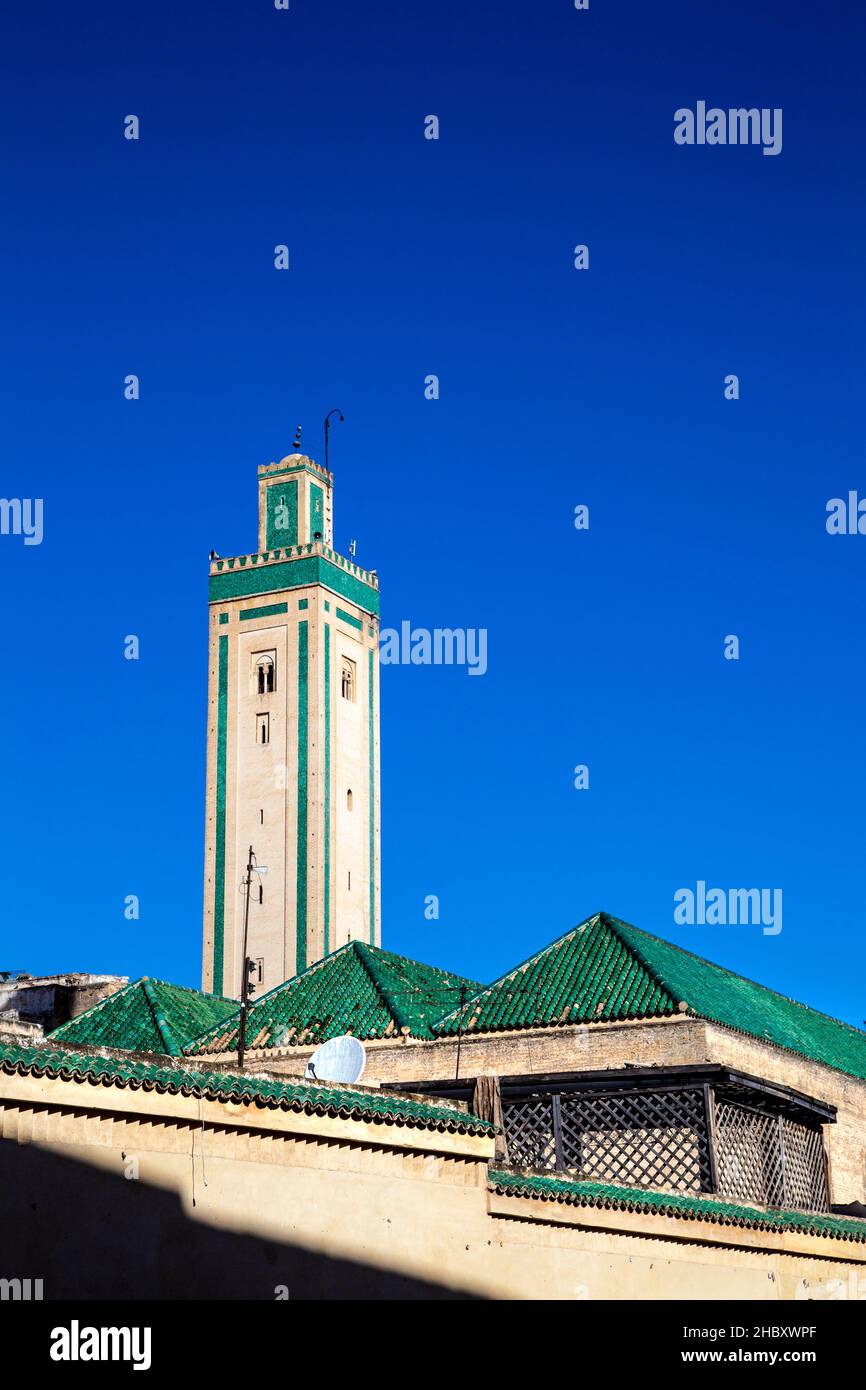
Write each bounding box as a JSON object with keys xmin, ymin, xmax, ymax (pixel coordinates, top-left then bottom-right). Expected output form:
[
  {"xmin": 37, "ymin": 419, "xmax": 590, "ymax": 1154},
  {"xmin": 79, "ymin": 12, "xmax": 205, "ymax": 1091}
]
[
  {"xmin": 347, "ymin": 789, "xmax": 353, "ymax": 811},
  {"xmin": 255, "ymin": 655, "xmax": 276, "ymax": 696},
  {"xmin": 341, "ymin": 658, "xmax": 355, "ymax": 702}
]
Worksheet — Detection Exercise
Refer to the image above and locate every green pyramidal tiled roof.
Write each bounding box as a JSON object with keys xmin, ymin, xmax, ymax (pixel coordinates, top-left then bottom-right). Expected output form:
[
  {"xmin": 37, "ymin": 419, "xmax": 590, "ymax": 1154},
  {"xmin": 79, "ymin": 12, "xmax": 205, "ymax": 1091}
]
[
  {"xmin": 607, "ymin": 913, "xmax": 866, "ymax": 1081},
  {"xmin": 186, "ymin": 941, "xmax": 481, "ymax": 1057},
  {"xmin": 488, "ymin": 1169, "xmax": 866, "ymax": 1244},
  {"xmin": 48, "ymin": 978, "xmax": 237, "ymax": 1057},
  {"xmin": 0, "ymin": 1041, "xmax": 494, "ymax": 1135},
  {"xmin": 434, "ymin": 912, "xmax": 866, "ymax": 1082},
  {"xmin": 434, "ymin": 912, "xmax": 678, "ymax": 1037}
]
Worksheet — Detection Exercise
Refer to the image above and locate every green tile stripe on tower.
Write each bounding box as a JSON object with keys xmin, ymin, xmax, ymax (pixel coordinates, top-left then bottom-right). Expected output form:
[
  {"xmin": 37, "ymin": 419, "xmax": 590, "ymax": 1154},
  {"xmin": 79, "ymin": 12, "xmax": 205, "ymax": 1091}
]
[
  {"xmin": 213, "ymin": 635, "xmax": 229, "ymax": 991},
  {"xmin": 295, "ymin": 621, "xmax": 309, "ymax": 974},
  {"xmin": 239, "ymin": 603, "xmax": 288, "ymax": 622},
  {"xmin": 323, "ymin": 622, "xmax": 331, "ymax": 956},
  {"xmin": 368, "ymin": 646, "xmax": 375, "ymax": 942},
  {"xmin": 309, "ymin": 482, "xmax": 323, "ymax": 539},
  {"xmin": 336, "ymin": 606, "xmax": 362, "ymax": 630}
]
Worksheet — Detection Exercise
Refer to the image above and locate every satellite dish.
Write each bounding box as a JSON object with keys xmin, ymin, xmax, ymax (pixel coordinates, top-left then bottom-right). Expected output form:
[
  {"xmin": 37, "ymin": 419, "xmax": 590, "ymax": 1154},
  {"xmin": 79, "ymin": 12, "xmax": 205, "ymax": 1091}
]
[{"xmin": 305, "ymin": 1035, "xmax": 366, "ymax": 1085}]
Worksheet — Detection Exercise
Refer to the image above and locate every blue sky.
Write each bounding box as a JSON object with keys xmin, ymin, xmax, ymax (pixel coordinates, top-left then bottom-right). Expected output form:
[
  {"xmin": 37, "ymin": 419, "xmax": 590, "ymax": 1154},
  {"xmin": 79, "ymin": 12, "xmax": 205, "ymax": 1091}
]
[{"xmin": 1, "ymin": 1, "xmax": 864, "ymax": 1029}]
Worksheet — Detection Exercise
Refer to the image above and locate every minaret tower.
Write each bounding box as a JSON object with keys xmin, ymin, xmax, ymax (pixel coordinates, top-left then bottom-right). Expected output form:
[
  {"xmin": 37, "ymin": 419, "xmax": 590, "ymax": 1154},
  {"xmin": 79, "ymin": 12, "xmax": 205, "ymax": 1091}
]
[{"xmin": 202, "ymin": 446, "xmax": 381, "ymax": 998}]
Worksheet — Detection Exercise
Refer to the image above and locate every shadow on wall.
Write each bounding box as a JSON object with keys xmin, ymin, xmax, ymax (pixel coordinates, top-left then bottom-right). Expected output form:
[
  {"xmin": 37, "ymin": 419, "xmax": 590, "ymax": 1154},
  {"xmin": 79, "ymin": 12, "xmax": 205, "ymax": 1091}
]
[{"xmin": 0, "ymin": 1138, "xmax": 482, "ymax": 1301}]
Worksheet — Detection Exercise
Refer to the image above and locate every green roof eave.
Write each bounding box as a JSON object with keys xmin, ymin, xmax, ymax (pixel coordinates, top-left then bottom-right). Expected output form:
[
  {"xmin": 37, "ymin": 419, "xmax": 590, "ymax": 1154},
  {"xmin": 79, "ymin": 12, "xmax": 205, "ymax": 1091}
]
[
  {"xmin": 0, "ymin": 1041, "xmax": 495, "ymax": 1136},
  {"xmin": 488, "ymin": 1169, "xmax": 866, "ymax": 1244}
]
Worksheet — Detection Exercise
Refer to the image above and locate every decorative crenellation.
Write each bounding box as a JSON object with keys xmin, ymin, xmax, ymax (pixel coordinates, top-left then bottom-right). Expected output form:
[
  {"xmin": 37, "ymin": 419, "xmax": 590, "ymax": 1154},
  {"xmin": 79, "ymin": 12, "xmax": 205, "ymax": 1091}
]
[
  {"xmin": 209, "ymin": 539, "xmax": 378, "ymax": 588},
  {"xmin": 258, "ymin": 453, "xmax": 333, "ymax": 482}
]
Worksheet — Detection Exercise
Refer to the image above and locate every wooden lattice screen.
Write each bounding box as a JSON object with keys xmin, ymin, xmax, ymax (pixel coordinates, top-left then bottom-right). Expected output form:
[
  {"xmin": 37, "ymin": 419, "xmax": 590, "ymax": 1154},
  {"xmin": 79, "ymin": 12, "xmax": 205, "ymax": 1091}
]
[
  {"xmin": 502, "ymin": 1084, "xmax": 829, "ymax": 1211},
  {"xmin": 713, "ymin": 1098, "xmax": 828, "ymax": 1211},
  {"xmin": 502, "ymin": 1086, "xmax": 713, "ymax": 1195}
]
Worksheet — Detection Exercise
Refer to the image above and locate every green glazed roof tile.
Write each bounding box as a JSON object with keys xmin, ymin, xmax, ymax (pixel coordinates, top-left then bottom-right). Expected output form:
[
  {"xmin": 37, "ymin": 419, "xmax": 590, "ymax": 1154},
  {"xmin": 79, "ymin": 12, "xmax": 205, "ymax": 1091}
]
[
  {"xmin": 48, "ymin": 978, "xmax": 237, "ymax": 1057},
  {"xmin": 186, "ymin": 941, "xmax": 479, "ymax": 1056},
  {"xmin": 488, "ymin": 1168, "xmax": 866, "ymax": 1243},
  {"xmin": 434, "ymin": 912, "xmax": 866, "ymax": 1082},
  {"xmin": 0, "ymin": 1040, "xmax": 494, "ymax": 1136}
]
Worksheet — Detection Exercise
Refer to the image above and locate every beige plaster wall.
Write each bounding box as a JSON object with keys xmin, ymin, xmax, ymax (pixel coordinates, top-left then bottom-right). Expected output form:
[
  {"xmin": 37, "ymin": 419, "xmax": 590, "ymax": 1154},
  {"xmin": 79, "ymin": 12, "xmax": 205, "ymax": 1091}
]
[{"xmin": 1, "ymin": 1069, "xmax": 862, "ymax": 1302}]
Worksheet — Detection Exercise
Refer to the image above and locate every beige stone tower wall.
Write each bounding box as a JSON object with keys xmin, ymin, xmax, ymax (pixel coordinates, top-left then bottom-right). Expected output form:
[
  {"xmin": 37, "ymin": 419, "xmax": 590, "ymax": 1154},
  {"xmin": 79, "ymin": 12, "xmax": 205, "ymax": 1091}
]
[{"xmin": 202, "ymin": 454, "xmax": 381, "ymax": 997}]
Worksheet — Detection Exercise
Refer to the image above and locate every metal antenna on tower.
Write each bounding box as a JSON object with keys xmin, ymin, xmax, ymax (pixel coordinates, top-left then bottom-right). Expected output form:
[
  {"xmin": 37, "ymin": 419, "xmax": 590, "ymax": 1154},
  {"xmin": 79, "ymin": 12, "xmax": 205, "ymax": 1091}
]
[
  {"xmin": 237, "ymin": 845, "xmax": 268, "ymax": 1069},
  {"xmin": 324, "ymin": 408, "xmax": 344, "ymax": 473},
  {"xmin": 455, "ymin": 984, "xmax": 468, "ymax": 1080}
]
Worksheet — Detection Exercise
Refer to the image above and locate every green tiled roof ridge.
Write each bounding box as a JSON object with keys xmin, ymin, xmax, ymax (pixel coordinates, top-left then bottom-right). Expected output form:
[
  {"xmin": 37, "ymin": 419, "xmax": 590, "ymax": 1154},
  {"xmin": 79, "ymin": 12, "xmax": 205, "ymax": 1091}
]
[
  {"xmin": 431, "ymin": 912, "xmax": 604, "ymax": 1032},
  {"xmin": 184, "ymin": 941, "xmax": 482, "ymax": 1055},
  {"xmin": 356, "ymin": 942, "xmax": 431, "ymax": 1035},
  {"xmin": 141, "ymin": 980, "xmax": 182, "ymax": 1057},
  {"xmin": 433, "ymin": 912, "xmax": 680, "ymax": 1035},
  {"xmin": 353, "ymin": 941, "xmax": 478, "ymax": 1037},
  {"xmin": 0, "ymin": 1040, "xmax": 495, "ymax": 1136},
  {"xmin": 49, "ymin": 977, "xmax": 237, "ymax": 1056},
  {"xmin": 596, "ymin": 910, "xmax": 687, "ymax": 1010},
  {"xmin": 182, "ymin": 942, "xmax": 364, "ymax": 1054},
  {"xmin": 605, "ymin": 913, "xmax": 866, "ymax": 1047},
  {"xmin": 594, "ymin": 911, "xmax": 683, "ymax": 1011},
  {"xmin": 488, "ymin": 1168, "xmax": 866, "ymax": 1243}
]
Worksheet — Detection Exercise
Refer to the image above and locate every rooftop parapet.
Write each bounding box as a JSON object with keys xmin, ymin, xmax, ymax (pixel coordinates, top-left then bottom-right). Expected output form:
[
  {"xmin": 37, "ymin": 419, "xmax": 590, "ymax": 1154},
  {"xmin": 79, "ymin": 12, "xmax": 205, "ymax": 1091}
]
[
  {"xmin": 209, "ymin": 539, "xmax": 378, "ymax": 589},
  {"xmin": 259, "ymin": 452, "xmax": 333, "ymax": 483}
]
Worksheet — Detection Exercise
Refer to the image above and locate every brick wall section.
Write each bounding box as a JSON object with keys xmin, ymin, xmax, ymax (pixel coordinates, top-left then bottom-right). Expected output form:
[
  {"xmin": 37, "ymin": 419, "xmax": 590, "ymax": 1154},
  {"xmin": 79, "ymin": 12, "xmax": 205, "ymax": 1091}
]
[
  {"xmin": 370, "ymin": 1015, "xmax": 711, "ymax": 1081},
  {"xmin": 246, "ymin": 1015, "xmax": 711, "ymax": 1086}
]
